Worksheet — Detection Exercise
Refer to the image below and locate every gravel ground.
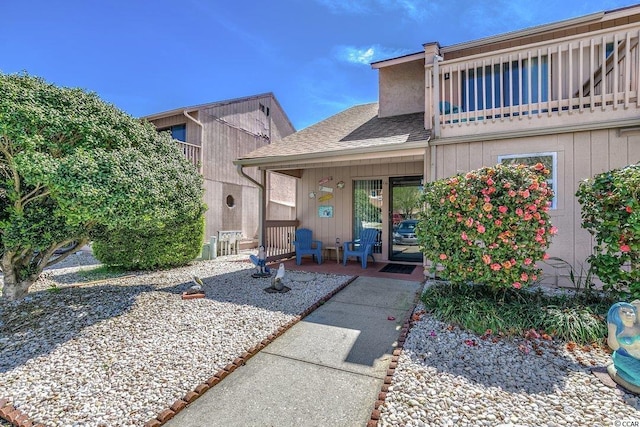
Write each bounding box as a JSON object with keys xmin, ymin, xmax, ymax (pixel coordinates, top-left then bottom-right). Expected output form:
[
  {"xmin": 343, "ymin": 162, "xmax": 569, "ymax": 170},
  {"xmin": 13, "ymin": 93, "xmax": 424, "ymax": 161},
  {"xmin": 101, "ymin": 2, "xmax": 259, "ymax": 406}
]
[
  {"xmin": 378, "ymin": 294, "xmax": 640, "ymax": 426},
  {"xmin": 4, "ymin": 253, "xmax": 640, "ymax": 427},
  {"xmin": 0, "ymin": 250, "xmax": 352, "ymax": 426}
]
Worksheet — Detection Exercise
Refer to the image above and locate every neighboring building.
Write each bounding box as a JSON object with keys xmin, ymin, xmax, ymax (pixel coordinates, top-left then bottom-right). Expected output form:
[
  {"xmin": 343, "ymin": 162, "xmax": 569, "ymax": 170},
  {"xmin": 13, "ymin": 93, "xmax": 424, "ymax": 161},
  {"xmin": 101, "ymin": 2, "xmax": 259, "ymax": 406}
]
[
  {"xmin": 144, "ymin": 93, "xmax": 296, "ymax": 248},
  {"xmin": 235, "ymin": 5, "xmax": 640, "ymax": 285}
]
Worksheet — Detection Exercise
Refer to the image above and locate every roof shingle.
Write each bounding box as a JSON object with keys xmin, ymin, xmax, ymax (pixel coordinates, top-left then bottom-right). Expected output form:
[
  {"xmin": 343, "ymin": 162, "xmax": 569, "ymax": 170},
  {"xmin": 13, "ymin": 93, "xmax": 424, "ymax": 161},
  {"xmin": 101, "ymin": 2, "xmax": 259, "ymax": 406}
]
[{"xmin": 237, "ymin": 103, "xmax": 430, "ymax": 161}]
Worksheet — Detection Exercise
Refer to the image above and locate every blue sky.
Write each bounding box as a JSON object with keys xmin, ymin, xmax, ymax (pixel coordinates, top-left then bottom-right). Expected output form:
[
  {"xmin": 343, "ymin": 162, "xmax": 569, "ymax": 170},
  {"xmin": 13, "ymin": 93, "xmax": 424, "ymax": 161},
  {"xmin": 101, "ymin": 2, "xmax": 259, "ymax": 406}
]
[{"xmin": 1, "ymin": 0, "xmax": 637, "ymax": 130}]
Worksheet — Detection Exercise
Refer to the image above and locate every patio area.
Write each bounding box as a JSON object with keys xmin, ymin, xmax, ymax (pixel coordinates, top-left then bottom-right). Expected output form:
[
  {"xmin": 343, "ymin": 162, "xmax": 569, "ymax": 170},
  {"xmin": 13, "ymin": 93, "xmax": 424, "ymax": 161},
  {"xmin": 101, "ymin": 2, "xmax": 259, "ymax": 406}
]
[{"xmin": 272, "ymin": 255, "xmax": 426, "ymax": 283}]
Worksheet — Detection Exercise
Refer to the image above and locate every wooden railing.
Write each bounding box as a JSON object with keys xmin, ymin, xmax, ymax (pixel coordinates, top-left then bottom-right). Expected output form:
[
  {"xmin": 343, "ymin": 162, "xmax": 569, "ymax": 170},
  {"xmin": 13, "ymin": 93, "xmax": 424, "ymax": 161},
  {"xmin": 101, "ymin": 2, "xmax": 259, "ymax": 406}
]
[
  {"xmin": 176, "ymin": 140, "xmax": 201, "ymax": 171},
  {"xmin": 434, "ymin": 23, "xmax": 640, "ymax": 137},
  {"xmin": 265, "ymin": 220, "xmax": 299, "ymax": 261}
]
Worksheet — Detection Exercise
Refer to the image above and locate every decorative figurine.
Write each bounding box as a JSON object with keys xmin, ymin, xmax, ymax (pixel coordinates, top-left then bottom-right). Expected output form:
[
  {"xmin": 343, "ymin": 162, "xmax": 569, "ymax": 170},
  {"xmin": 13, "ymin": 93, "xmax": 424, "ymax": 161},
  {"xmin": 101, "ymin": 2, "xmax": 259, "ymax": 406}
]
[
  {"xmin": 264, "ymin": 262, "xmax": 290, "ymax": 293},
  {"xmin": 607, "ymin": 300, "xmax": 640, "ymax": 392},
  {"xmin": 250, "ymin": 246, "xmax": 271, "ymax": 278}
]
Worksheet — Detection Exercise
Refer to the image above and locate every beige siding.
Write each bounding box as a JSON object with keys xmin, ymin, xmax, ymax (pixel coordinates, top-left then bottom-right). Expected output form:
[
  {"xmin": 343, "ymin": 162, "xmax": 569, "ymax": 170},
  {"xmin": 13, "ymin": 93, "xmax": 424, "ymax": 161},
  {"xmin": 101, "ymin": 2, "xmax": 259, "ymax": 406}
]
[
  {"xmin": 378, "ymin": 60, "xmax": 425, "ymax": 118},
  {"xmin": 148, "ymin": 95, "xmax": 295, "ymax": 244},
  {"xmin": 297, "ymin": 160, "xmax": 423, "ymax": 262},
  {"xmin": 432, "ymin": 129, "xmax": 640, "ymax": 285}
]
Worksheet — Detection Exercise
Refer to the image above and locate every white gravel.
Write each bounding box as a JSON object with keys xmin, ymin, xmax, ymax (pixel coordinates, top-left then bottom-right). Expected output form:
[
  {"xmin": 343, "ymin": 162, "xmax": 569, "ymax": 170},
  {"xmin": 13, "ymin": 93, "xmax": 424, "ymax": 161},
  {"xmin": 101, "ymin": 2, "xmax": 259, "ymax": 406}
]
[
  {"xmin": 0, "ymin": 251, "xmax": 351, "ymax": 427},
  {"xmin": 379, "ymin": 297, "xmax": 640, "ymax": 426}
]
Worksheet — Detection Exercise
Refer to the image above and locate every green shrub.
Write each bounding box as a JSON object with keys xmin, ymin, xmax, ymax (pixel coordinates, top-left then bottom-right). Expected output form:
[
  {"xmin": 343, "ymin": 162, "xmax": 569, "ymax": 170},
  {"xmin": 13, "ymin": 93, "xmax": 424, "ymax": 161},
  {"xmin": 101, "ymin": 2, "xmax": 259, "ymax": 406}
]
[
  {"xmin": 418, "ymin": 163, "xmax": 556, "ymax": 290},
  {"xmin": 422, "ymin": 283, "xmax": 610, "ymax": 345},
  {"xmin": 576, "ymin": 163, "xmax": 640, "ymax": 297},
  {"xmin": 92, "ymin": 214, "xmax": 205, "ymax": 270}
]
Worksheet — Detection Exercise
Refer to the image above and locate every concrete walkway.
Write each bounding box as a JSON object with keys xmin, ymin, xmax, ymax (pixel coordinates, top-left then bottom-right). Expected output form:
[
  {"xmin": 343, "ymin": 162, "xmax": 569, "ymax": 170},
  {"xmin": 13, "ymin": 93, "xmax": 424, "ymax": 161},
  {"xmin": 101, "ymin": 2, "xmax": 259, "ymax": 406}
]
[{"xmin": 166, "ymin": 276, "xmax": 421, "ymax": 427}]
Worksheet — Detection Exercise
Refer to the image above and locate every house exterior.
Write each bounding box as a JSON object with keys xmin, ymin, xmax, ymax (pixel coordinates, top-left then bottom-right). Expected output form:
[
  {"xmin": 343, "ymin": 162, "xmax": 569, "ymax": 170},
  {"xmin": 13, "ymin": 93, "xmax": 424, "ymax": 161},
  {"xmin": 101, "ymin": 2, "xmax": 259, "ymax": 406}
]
[
  {"xmin": 143, "ymin": 93, "xmax": 296, "ymax": 249},
  {"xmin": 234, "ymin": 5, "xmax": 640, "ymax": 285}
]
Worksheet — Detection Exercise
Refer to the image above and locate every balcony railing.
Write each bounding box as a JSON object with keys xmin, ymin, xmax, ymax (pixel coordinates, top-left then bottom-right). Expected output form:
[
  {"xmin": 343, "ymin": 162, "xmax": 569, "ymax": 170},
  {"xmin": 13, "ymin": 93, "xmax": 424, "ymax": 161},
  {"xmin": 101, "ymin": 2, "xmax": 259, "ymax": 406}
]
[
  {"xmin": 434, "ymin": 23, "xmax": 640, "ymax": 137},
  {"xmin": 176, "ymin": 140, "xmax": 201, "ymax": 171}
]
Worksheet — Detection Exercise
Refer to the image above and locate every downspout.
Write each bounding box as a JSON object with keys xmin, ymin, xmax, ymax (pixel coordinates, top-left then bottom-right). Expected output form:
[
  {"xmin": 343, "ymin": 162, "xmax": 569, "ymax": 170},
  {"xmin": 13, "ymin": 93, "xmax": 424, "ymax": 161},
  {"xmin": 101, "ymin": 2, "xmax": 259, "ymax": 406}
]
[
  {"xmin": 432, "ymin": 54, "xmax": 443, "ymax": 138},
  {"xmin": 183, "ymin": 110, "xmax": 204, "ymax": 172},
  {"xmin": 236, "ymin": 164, "xmax": 266, "ymax": 248}
]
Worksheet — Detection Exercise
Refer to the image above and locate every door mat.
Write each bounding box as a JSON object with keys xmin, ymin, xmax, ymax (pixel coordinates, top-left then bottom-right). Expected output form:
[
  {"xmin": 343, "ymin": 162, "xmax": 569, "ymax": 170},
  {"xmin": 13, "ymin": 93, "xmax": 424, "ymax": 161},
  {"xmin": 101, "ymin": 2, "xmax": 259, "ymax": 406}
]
[{"xmin": 379, "ymin": 263, "xmax": 416, "ymax": 274}]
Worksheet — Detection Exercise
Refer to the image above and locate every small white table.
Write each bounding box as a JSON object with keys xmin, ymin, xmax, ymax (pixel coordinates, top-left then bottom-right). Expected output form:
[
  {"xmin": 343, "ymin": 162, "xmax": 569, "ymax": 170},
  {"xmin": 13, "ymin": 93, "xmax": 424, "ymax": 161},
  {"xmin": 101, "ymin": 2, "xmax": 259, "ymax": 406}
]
[{"xmin": 324, "ymin": 246, "xmax": 341, "ymax": 264}]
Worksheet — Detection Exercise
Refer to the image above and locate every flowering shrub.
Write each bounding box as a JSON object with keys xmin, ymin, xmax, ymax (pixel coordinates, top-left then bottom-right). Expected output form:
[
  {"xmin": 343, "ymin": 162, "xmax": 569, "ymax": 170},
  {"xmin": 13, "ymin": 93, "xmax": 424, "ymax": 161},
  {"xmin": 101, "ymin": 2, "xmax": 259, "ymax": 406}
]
[
  {"xmin": 576, "ymin": 164, "xmax": 639, "ymax": 296},
  {"xmin": 417, "ymin": 163, "xmax": 556, "ymax": 290}
]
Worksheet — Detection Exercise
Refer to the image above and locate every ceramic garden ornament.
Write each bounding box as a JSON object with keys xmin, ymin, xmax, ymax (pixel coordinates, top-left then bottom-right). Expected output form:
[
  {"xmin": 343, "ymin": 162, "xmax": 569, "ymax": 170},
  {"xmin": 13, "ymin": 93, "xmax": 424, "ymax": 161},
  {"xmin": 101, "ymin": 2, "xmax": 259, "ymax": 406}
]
[{"xmin": 607, "ymin": 300, "xmax": 640, "ymax": 392}]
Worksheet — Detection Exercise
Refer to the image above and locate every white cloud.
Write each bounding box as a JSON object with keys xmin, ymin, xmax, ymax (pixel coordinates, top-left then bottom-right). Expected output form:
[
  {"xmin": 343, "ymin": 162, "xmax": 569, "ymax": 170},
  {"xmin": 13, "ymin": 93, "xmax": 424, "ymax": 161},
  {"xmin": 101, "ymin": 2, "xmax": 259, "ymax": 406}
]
[{"xmin": 334, "ymin": 45, "xmax": 413, "ymax": 65}]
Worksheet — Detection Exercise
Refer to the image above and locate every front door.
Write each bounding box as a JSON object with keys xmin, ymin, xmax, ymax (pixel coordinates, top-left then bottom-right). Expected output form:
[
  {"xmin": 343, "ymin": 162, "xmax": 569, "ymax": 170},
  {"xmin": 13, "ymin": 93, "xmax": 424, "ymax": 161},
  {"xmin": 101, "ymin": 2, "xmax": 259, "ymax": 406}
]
[{"xmin": 389, "ymin": 176, "xmax": 423, "ymax": 263}]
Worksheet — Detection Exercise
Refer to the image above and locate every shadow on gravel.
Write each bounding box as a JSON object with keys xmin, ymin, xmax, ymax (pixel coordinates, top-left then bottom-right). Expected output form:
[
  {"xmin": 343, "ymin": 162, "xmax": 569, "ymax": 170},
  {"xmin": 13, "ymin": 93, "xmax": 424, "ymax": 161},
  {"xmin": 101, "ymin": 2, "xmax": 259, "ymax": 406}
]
[
  {"xmin": 0, "ymin": 265, "xmax": 350, "ymax": 373},
  {"xmin": 0, "ymin": 284, "xmax": 154, "ymax": 373},
  {"xmin": 156, "ymin": 268, "xmax": 351, "ymax": 318}
]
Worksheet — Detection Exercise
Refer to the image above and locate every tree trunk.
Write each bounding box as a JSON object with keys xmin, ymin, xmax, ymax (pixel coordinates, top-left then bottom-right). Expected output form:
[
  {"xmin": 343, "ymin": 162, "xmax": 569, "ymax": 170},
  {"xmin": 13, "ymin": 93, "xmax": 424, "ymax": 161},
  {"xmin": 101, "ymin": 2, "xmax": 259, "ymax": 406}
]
[
  {"xmin": 1, "ymin": 239, "xmax": 88, "ymax": 300},
  {"xmin": 2, "ymin": 252, "xmax": 42, "ymax": 301},
  {"xmin": 1, "ymin": 253, "xmax": 35, "ymax": 301}
]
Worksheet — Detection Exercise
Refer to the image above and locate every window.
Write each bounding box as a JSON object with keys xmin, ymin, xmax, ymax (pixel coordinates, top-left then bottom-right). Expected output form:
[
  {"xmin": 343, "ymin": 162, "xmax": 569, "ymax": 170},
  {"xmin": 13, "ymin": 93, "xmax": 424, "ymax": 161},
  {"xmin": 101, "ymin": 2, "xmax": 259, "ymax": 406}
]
[
  {"xmin": 157, "ymin": 124, "xmax": 186, "ymax": 142},
  {"xmin": 226, "ymin": 195, "xmax": 236, "ymax": 208},
  {"xmin": 461, "ymin": 57, "xmax": 549, "ymax": 112},
  {"xmin": 259, "ymin": 103, "xmax": 270, "ymax": 117},
  {"xmin": 498, "ymin": 152, "xmax": 557, "ymax": 209}
]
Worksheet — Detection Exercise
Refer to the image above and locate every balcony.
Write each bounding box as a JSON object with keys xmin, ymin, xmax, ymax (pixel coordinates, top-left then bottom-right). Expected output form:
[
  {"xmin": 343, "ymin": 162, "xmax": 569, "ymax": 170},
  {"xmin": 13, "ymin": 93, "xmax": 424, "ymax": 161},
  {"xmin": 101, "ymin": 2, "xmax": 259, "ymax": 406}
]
[
  {"xmin": 432, "ymin": 23, "xmax": 640, "ymax": 138},
  {"xmin": 176, "ymin": 140, "xmax": 201, "ymax": 172}
]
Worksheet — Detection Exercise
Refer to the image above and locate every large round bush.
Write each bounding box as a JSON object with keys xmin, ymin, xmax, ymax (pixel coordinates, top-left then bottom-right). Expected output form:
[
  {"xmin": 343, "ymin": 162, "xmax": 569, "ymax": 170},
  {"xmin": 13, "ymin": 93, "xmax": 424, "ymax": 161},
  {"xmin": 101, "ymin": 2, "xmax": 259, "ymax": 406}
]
[
  {"xmin": 92, "ymin": 214, "xmax": 205, "ymax": 270},
  {"xmin": 418, "ymin": 163, "xmax": 556, "ymax": 290}
]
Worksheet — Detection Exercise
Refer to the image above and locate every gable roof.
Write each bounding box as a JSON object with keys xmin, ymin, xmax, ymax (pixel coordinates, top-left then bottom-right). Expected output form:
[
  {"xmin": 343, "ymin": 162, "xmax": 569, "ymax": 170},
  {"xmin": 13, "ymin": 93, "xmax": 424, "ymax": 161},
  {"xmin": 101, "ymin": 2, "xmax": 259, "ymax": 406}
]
[
  {"xmin": 142, "ymin": 92, "xmax": 295, "ymax": 133},
  {"xmin": 235, "ymin": 103, "xmax": 430, "ymax": 167}
]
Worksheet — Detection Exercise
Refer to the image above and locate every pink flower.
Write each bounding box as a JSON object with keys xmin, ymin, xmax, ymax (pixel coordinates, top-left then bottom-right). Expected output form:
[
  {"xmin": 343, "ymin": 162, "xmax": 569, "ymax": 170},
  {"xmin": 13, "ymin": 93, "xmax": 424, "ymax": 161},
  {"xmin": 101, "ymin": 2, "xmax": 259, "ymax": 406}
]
[
  {"xmin": 494, "ymin": 219, "xmax": 502, "ymax": 226},
  {"xmin": 626, "ymin": 206, "xmax": 633, "ymax": 213},
  {"xmin": 524, "ymin": 258, "xmax": 532, "ymax": 265},
  {"xmin": 439, "ymin": 253, "xmax": 448, "ymax": 260},
  {"xmin": 482, "ymin": 254, "xmax": 492, "ymax": 264},
  {"xmin": 524, "ymin": 213, "xmax": 533, "ymax": 221},
  {"xmin": 486, "ymin": 177, "xmax": 494, "ymax": 186},
  {"xmin": 515, "ymin": 208, "xmax": 524, "ymax": 216},
  {"xmin": 512, "ymin": 282, "xmax": 522, "ymax": 289},
  {"xmin": 508, "ymin": 190, "xmax": 517, "ymax": 197},
  {"xmin": 543, "ymin": 253, "xmax": 550, "ymax": 260},
  {"xmin": 621, "ymin": 244, "xmax": 631, "ymax": 253},
  {"xmin": 490, "ymin": 263, "xmax": 502, "ymax": 271},
  {"xmin": 521, "ymin": 272, "xmax": 529, "ymax": 281},
  {"xmin": 549, "ymin": 226, "xmax": 558, "ymax": 235},
  {"xmin": 498, "ymin": 206, "xmax": 508, "ymax": 214},
  {"xmin": 461, "ymin": 232, "xmax": 468, "ymax": 241},
  {"xmin": 465, "ymin": 218, "xmax": 474, "ymax": 228},
  {"xmin": 521, "ymin": 189, "xmax": 530, "ymax": 198},
  {"xmin": 477, "ymin": 224, "xmax": 486, "ymax": 234}
]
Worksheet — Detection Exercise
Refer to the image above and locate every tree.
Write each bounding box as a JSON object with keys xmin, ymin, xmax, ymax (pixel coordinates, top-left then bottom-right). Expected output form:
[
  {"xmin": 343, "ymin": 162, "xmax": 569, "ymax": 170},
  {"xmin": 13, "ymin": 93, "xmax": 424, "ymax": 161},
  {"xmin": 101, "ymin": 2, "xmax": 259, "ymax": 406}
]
[
  {"xmin": 393, "ymin": 186, "xmax": 421, "ymax": 218},
  {"xmin": 0, "ymin": 72, "xmax": 205, "ymax": 300}
]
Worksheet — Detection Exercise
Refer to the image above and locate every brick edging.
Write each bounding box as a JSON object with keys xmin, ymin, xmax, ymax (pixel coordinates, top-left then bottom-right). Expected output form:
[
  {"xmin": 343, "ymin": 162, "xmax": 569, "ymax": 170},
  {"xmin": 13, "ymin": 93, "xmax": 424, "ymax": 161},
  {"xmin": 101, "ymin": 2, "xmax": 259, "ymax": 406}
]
[
  {"xmin": 143, "ymin": 275, "xmax": 359, "ymax": 427},
  {"xmin": 367, "ymin": 285, "xmax": 423, "ymax": 427}
]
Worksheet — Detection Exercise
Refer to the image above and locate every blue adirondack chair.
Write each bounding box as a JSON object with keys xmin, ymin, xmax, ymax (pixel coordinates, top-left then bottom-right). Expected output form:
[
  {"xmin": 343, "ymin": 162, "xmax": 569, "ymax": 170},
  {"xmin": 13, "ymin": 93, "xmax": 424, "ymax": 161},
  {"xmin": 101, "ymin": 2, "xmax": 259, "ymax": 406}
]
[
  {"xmin": 293, "ymin": 228, "xmax": 323, "ymax": 265},
  {"xmin": 343, "ymin": 228, "xmax": 379, "ymax": 269}
]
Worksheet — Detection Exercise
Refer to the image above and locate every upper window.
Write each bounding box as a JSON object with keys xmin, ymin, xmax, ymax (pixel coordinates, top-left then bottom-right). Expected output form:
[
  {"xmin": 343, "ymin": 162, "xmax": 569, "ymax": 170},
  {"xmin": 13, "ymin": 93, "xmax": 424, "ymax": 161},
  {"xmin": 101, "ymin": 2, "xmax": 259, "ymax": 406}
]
[
  {"xmin": 498, "ymin": 152, "xmax": 558, "ymax": 209},
  {"xmin": 259, "ymin": 103, "xmax": 270, "ymax": 117},
  {"xmin": 461, "ymin": 56, "xmax": 549, "ymax": 112},
  {"xmin": 157, "ymin": 124, "xmax": 186, "ymax": 142}
]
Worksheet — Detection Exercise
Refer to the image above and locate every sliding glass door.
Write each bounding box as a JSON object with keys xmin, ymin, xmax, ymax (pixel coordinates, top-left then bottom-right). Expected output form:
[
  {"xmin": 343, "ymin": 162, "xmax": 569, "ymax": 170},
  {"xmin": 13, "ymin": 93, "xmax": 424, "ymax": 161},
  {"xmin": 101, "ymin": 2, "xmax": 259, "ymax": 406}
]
[{"xmin": 352, "ymin": 180, "xmax": 382, "ymax": 254}]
